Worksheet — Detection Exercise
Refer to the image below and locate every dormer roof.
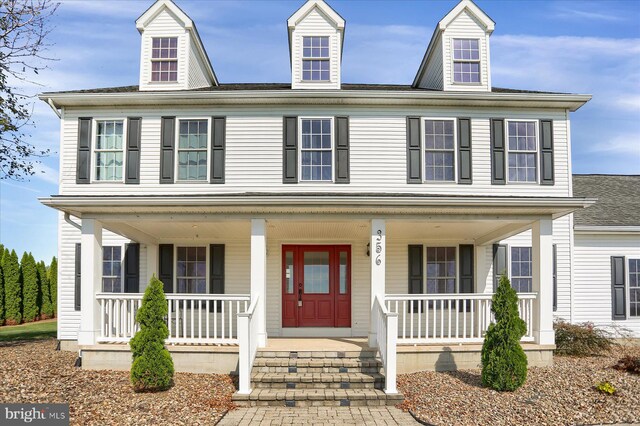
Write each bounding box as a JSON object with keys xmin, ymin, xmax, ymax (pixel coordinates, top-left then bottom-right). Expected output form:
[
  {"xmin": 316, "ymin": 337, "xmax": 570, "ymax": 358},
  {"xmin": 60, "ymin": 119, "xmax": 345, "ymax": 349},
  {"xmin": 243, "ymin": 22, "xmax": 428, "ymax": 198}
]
[
  {"xmin": 437, "ymin": 0, "xmax": 494, "ymax": 32},
  {"xmin": 287, "ymin": 0, "xmax": 345, "ymax": 62}
]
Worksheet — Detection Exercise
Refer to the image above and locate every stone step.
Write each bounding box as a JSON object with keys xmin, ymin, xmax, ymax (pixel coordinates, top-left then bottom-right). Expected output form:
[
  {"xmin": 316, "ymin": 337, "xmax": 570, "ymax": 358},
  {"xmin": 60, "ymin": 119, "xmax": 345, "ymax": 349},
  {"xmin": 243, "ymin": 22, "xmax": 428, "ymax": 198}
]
[
  {"xmin": 253, "ymin": 365, "xmax": 381, "ymax": 374},
  {"xmin": 232, "ymin": 389, "xmax": 404, "ymax": 408},
  {"xmin": 251, "ymin": 372, "xmax": 385, "ymax": 390},
  {"xmin": 253, "ymin": 357, "xmax": 381, "ymax": 372},
  {"xmin": 256, "ymin": 350, "xmax": 377, "ymax": 359}
]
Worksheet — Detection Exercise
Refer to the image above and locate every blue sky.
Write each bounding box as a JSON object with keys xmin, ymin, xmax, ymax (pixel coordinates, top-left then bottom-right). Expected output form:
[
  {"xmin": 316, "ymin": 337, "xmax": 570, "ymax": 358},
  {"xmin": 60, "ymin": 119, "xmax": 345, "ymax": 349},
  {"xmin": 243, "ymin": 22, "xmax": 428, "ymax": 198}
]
[{"xmin": 0, "ymin": 0, "xmax": 639, "ymax": 262}]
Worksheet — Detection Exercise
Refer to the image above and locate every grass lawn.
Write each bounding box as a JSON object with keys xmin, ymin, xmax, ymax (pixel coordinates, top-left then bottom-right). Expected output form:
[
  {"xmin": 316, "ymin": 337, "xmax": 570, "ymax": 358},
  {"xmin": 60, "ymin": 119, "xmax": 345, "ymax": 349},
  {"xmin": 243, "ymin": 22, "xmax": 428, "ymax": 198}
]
[{"xmin": 0, "ymin": 320, "xmax": 57, "ymax": 342}]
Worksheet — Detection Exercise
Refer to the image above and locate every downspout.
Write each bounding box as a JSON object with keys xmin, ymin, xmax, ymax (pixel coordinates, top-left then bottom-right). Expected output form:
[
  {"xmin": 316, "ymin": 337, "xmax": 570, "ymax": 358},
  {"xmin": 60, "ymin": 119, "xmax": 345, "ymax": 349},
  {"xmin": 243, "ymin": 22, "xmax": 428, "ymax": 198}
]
[
  {"xmin": 64, "ymin": 212, "xmax": 81, "ymax": 230},
  {"xmin": 46, "ymin": 98, "xmax": 62, "ymax": 118}
]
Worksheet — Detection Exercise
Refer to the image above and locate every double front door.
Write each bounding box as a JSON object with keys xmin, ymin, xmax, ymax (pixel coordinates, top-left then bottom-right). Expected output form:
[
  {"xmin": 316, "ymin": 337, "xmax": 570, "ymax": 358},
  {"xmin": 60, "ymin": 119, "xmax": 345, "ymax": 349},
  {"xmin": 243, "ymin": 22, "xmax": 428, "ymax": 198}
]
[{"xmin": 282, "ymin": 245, "xmax": 351, "ymax": 327}]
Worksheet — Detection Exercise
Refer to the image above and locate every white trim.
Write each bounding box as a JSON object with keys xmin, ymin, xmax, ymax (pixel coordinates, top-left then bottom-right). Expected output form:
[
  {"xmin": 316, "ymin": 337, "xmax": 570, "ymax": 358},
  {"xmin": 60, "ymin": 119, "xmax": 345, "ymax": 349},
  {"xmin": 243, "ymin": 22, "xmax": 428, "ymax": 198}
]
[
  {"xmin": 174, "ymin": 244, "xmax": 209, "ymax": 294},
  {"xmin": 287, "ymin": 0, "xmax": 345, "ymax": 29},
  {"xmin": 574, "ymin": 226, "xmax": 640, "ymax": 235},
  {"xmin": 438, "ymin": 0, "xmax": 495, "ymax": 32},
  {"xmin": 298, "ymin": 116, "xmax": 335, "ymax": 183},
  {"xmin": 174, "ymin": 117, "xmax": 211, "ymax": 183},
  {"xmin": 101, "ymin": 243, "xmax": 125, "ymax": 293},
  {"xmin": 424, "ymin": 245, "xmax": 459, "ymax": 293},
  {"xmin": 627, "ymin": 257, "xmax": 640, "ymax": 319},
  {"xmin": 91, "ymin": 118, "xmax": 127, "ymax": 184},
  {"xmin": 450, "ymin": 38, "xmax": 482, "ymax": 86},
  {"xmin": 422, "ymin": 117, "xmax": 458, "ymax": 184},
  {"xmin": 505, "ymin": 119, "xmax": 540, "ymax": 185}
]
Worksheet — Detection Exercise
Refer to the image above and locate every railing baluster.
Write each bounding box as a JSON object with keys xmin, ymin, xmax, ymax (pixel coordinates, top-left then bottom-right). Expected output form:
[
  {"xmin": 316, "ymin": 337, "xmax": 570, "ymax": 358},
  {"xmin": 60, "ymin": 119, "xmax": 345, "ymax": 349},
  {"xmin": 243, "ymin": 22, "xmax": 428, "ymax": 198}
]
[
  {"xmin": 182, "ymin": 299, "xmax": 187, "ymax": 341},
  {"xmin": 168, "ymin": 299, "xmax": 172, "ymax": 339},
  {"xmin": 402, "ymin": 300, "xmax": 406, "ymax": 340},
  {"xmin": 409, "ymin": 298, "xmax": 414, "ymax": 340},
  {"xmin": 463, "ymin": 299, "xmax": 467, "ymax": 339},
  {"xmin": 221, "ymin": 299, "xmax": 226, "ymax": 341},
  {"xmin": 455, "ymin": 299, "xmax": 459, "ymax": 339},
  {"xmin": 206, "ymin": 300, "xmax": 210, "ymax": 339},
  {"xmin": 229, "ymin": 300, "xmax": 233, "ymax": 339},
  {"xmin": 448, "ymin": 298, "xmax": 452, "ymax": 340},
  {"xmin": 198, "ymin": 299, "xmax": 202, "ymax": 340},
  {"xmin": 214, "ymin": 299, "xmax": 218, "ymax": 340},
  {"xmin": 417, "ymin": 298, "xmax": 422, "ymax": 341}
]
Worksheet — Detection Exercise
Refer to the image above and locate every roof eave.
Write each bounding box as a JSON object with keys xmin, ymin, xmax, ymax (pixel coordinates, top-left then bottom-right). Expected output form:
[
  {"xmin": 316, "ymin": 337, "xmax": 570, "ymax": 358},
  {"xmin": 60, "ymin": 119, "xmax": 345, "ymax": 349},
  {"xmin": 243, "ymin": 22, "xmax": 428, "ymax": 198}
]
[{"xmin": 574, "ymin": 225, "xmax": 640, "ymax": 234}]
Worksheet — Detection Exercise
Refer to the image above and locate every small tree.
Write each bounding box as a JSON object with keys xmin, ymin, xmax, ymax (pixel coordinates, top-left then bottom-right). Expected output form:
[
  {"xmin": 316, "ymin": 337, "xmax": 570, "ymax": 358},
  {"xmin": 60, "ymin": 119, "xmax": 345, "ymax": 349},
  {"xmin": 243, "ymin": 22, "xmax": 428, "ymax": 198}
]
[
  {"xmin": 21, "ymin": 252, "xmax": 38, "ymax": 322},
  {"xmin": 0, "ymin": 253, "xmax": 4, "ymax": 325},
  {"xmin": 37, "ymin": 260, "xmax": 53, "ymax": 319},
  {"xmin": 3, "ymin": 249, "xmax": 21, "ymax": 324},
  {"xmin": 481, "ymin": 275, "xmax": 528, "ymax": 391},
  {"xmin": 48, "ymin": 256, "xmax": 57, "ymax": 316},
  {"xmin": 130, "ymin": 276, "xmax": 174, "ymax": 392}
]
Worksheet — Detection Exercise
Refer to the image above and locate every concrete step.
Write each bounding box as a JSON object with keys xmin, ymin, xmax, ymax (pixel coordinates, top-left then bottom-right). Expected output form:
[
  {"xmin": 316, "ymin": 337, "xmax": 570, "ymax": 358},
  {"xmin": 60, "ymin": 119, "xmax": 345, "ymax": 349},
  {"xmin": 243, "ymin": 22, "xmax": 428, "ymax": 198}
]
[
  {"xmin": 232, "ymin": 388, "xmax": 404, "ymax": 407},
  {"xmin": 251, "ymin": 372, "xmax": 384, "ymax": 390},
  {"xmin": 253, "ymin": 357, "xmax": 382, "ymax": 374},
  {"xmin": 256, "ymin": 350, "xmax": 377, "ymax": 359}
]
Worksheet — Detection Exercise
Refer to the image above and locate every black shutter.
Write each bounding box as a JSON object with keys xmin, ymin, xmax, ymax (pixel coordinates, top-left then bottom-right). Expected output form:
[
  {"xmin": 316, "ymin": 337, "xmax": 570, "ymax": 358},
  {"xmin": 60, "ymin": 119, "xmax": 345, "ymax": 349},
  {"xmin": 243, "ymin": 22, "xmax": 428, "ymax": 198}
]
[
  {"xmin": 408, "ymin": 245, "xmax": 423, "ymax": 310},
  {"xmin": 334, "ymin": 116, "xmax": 350, "ymax": 184},
  {"xmin": 160, "ymin": 117, "xmax": 175, "ymax": 184},
  {"xmin": 492, "ymin": 244, "xmax": 508, "ymax": 291},
  {"xmin": 490, "ymin": 119, "xmax": 506, "ymax": 185},
  {"xmin": 159, "ymin": 244, "xmax": 174, "ymax": 294},
  {"xmin": 406, "ymin": 117, "xmax": 422, "ymax": 183},
  {"xmin": 209, "ymin": 244, "xmax": 225, "ymax": 311},
  {"xmin": 124, "ymin": 243, "xmax": 140, "ymax": 293},
  {"xmin": 459, "ymin": 244, "xmax": 474, "ymax": 312},
  {"xmin": 611, "ymin": 256, "xmax": 626, "ymax": 320},
  {"xmin": 540, "ymin": 119, "xmax": 554, "ymax": 185},
  {"xmin": 283, "ymin": 116, "xmax": 298, "ymax": 183},
  {"xmin": 552, "ymin": 244, "xmax": 557, "ymax": 312},
  {"xmin": 210, "ymin": 117, "xmax": 226, "ymax": 184},
  {"xmin": 125, "ymin": 117, "xmax": 141, "ymax": 184},
  {"xmin": 74, "ymin": 243, "xmax": 81, "ymax": 311},
  {"xmin": 76, "ymin": 118, "xmax": 92, "ymax": 184},
  {"xmin": 457, "ymin": 118, "xmax": 472, "ymax": 184}
]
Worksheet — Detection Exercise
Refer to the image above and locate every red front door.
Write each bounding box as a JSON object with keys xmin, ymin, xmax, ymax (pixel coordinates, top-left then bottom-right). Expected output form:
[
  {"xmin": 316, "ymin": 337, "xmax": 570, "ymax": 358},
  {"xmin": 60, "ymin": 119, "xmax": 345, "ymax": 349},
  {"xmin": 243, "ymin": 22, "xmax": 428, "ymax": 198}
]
[{"xmin": 282, "ymin": 245, "xmax": 351, "ymax": 328}]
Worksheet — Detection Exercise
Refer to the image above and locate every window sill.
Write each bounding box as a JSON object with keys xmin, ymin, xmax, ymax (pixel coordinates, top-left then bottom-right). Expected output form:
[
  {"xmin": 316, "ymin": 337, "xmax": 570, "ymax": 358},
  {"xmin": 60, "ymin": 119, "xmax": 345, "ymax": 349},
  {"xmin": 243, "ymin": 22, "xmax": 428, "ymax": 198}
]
[
  {"xmin": 90, "ymin": 180, "xmax": 124, "ymax": 184},
  {"xmin": 422, "ymin": 180, "xmax": 458, "ymax": 184},
  {"xmin": 174, "ymin": 180, "xmax": 210, "ymax": 184}
]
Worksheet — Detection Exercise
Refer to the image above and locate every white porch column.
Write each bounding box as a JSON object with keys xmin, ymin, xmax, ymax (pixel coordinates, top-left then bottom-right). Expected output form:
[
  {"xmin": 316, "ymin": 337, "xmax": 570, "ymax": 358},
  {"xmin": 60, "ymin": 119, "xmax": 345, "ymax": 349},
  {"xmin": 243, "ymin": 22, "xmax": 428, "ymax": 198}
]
[
  {"xmin": 532, "ymin": 218, "xmax": 554, "ymax": 345},
  {"xmin": 146, "ymin": 244, "xmax": 158, "ymax": 285},
  {"xmin": 369, "ymin": 219, "xmax": 386, "ymax": 347},
  {"xmin": 251, "ymin": 219, "xmax": 267, "ymax": 347},
  {"xmin": 77, "ymin": 219, "xmax": 103, "ymax": 346}
]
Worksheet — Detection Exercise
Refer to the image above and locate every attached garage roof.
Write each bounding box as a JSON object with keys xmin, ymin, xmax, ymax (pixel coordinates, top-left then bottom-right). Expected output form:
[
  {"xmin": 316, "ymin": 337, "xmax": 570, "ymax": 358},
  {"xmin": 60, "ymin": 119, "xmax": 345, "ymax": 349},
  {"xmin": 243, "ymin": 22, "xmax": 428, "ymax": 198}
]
[{"xmin": 573, "ymin": 174, "xmax": 640, "ymax": 227}]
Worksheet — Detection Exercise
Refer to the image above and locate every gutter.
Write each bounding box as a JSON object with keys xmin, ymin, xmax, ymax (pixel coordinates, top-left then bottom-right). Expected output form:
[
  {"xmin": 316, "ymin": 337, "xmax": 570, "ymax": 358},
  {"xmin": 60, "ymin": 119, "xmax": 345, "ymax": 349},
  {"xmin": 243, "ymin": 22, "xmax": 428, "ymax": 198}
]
[
  {"xmin": 574, "ymin": 225, "xmax": 640, "ymax": 234},
  {"xmin": 46, "ymin": 98, "xmax": 61, "ymax": 118}
]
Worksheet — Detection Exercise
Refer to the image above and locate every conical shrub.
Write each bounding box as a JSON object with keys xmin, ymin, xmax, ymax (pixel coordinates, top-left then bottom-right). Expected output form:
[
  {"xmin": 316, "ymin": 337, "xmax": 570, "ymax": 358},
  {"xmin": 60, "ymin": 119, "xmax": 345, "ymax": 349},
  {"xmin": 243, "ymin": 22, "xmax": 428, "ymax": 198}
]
[
  {"xmin": 130, "ymin": 276, "xmax": 174, "ymax": 392},
  {"xmin": 3, "ymin": 249, "xmax": 21, "ymax": 325},
  {"xmin": 0, "ymin": 252, "xmax": 4, "ymax": 325},
  {"xmin": 48, "ymin": 257, "xmax": 57, "ymax": 317},
  {"xmin": 37, "ymin": 261, "xmax": 53, "ymax": 319},
  {"xmin": 21, "ymin": 252, "xmax": 38, "ymax": 322},
  {"xmin": 481, "ymin": 275, "xmax": 528, "ymax": 391}
]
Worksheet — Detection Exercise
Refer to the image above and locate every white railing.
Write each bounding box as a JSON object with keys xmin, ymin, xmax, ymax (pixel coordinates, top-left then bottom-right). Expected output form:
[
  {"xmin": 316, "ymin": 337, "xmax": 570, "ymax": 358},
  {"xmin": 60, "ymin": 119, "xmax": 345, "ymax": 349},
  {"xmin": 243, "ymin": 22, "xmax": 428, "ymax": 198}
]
[
  {"xmin": 373, "ymin": 294, "xmax": 398, "ymax": 394},
  {"xmin": 237, "ymin": 295, "xmax": 260, "ymax": 395},
  {"xmin": 96, "ymin": 293, "xmax": 251, "ymax": 344},
  {"xmin": 384, "ymin": 293, "xmax": 536, "ymax": 344}
]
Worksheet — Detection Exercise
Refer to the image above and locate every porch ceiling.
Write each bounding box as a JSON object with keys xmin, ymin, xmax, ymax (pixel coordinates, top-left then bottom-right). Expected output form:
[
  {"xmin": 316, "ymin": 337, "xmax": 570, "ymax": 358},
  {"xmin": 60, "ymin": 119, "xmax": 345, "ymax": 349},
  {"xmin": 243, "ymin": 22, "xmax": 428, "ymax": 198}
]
[{"xmin": 386, "ymin": 220, "xmax": 529, "ymax": 242}]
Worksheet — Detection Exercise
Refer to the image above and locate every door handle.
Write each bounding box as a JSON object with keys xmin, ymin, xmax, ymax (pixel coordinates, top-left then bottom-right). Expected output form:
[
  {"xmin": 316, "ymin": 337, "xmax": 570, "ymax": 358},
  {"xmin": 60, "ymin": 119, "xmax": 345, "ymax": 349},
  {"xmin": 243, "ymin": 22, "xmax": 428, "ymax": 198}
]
[{"xmin": 298, "ymin": 284, "xmax": 303, "ymax": 307}]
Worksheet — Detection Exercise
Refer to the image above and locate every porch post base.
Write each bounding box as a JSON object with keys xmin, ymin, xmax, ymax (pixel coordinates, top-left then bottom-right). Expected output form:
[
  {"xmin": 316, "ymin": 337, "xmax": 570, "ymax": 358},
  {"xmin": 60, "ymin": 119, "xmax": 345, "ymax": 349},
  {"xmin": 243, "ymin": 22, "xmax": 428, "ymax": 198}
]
[
  {"xmin": 77, "ymin": 330, "xmax": 97, "ymax": 346},
  {"xmin": 368, "ymin": 332, "xmax": 377, "ymax": 348},
  {"xmin": 534, "ymin": 329, "xmax": 555, "ymax": 346},
  {"xmin": 257, "ymin": 332, "xmax": 267, "ymax": 348}
]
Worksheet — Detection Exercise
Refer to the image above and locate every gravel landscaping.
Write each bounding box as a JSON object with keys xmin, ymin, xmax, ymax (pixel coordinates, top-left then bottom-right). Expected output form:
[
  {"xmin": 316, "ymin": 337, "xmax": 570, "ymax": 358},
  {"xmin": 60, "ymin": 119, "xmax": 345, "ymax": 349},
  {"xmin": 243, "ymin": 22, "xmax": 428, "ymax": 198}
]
[
  {"xmin": 399, "ymin": 345, "xmax": 640, "ymax": 426},
  {"xmin": 0, "ymin": 339, "xmax": 236, "ymax": 425}
]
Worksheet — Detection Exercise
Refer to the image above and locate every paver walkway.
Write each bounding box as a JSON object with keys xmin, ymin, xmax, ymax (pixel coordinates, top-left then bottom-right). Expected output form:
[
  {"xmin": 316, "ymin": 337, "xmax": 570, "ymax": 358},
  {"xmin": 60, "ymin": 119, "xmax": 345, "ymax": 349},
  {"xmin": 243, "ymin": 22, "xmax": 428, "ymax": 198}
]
[{"xmin": 218, "ymin": 406, "xmax": 417, "ymax": 425}]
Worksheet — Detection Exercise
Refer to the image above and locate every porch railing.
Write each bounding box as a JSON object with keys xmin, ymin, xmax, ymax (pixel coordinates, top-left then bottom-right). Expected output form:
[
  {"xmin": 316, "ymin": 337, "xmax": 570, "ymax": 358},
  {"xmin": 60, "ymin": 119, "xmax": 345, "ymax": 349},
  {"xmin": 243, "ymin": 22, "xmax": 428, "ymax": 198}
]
[
  {"xmin": 384, "ymin": 293, "xmax": 536, "ymax": 344},
  {"xmin": 237, "ymin": 295, "xmax": 260, "ymax": 394},
  {"xmin": 373, "ymin": 294, "xmax": 398, "ymax": 394},
  {"xmin": 96, "ymin": 293, "xmax": 251, "ymax": 344}
]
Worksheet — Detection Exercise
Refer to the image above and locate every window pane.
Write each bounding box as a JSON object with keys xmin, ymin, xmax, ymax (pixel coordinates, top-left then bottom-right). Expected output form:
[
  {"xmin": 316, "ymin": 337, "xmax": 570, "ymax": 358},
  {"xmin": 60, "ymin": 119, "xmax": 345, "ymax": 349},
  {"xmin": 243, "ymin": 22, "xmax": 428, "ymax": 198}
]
[
  {"xmin": 177, "ymin": 120, "xmax": 208, "ymax": 181},
  {"xmin": 300, "ymin": 119, "xmax": 332, "ymax": 181},
  {"xmin": 339, "ymin": 252, "xmax": 348, "ymax": 294},
  {"xmin": 511, "ymin": 247, "xmax": 532, "ymax": 292},
  {"xmin": 303, "ymin": 251, "xmax": 330, "ymax": 294},
  {"xmin": 285, "ymin": 251, "xmax": 294, "ymax": 294},
  {"xmin": 424, "ymin": 120, "xmax": 455, "ymax": 182},
  {"xmin": 426, "ymin": 247, "xmax": 456, "ymax": 294}
]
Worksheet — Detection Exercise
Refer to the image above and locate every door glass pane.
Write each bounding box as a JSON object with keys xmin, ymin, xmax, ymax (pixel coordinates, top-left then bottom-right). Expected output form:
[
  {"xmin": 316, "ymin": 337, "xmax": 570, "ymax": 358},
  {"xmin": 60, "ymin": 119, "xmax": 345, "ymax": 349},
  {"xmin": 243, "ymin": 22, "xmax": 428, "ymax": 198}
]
[
  {"xmin": 285, "ymin": 251, "xmax": 294, "ymax": 294},
  {"xmin": 304, "ymin": 251, "xmax": 330, "ymax": 294},
  {"xmin": 339, "ymin": 251, "xmax": 348, "ymax": 294}
]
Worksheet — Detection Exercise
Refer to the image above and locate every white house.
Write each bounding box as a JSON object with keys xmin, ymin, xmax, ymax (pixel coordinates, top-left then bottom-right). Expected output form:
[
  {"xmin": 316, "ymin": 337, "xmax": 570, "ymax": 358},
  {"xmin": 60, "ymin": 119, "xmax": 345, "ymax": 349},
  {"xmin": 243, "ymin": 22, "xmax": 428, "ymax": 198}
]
[{"xmin": 39, "ymin": 0, "xmax": 594, "ymax": 406}]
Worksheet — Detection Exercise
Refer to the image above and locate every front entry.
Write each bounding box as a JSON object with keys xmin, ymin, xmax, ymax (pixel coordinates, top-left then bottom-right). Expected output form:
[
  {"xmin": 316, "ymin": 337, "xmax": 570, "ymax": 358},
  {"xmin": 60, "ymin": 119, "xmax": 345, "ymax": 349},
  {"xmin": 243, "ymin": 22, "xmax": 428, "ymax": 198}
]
[{"xmin": 282, "ymin": 245, "xmax": 351, "ymax": 327}]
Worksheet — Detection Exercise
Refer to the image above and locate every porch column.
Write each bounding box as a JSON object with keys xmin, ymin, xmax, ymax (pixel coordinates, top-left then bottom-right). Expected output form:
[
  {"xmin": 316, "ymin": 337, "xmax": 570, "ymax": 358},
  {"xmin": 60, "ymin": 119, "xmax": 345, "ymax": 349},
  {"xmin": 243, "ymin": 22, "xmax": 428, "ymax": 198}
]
[
  {"xmin": 146, "ymin": 244, "xmax": 158, "ymax": 285},
  {"xmin": 532, "ymin": 218, "xmax": 554, "ymax": 345},
  {"xmin": 251, "ymin": 219, "xmax": 267, "ymax": 347},
  {"xmin": 77, "ymin": 219, "xmax": 103, "ymax": 346},
  {"xmin": 369, "ymin": 219, "xmax": 386, "ymax": 347}
]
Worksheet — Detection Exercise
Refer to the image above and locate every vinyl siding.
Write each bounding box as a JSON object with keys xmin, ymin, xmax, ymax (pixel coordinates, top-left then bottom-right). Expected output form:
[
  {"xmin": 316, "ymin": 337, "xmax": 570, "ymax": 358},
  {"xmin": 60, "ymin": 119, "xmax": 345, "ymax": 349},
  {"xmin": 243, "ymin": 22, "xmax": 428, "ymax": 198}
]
[
  {"xmin": 418, "ymin": 37, "xmax": 444, "ymax": 90},
  {"xmin": 187, "ymin": 36, "xmax": 211, "ymax": 89},
  {"xmin": 59, "ymin": 107, "xmax": 570, "ymax": 197},
  {"xmin": 290, "ymin": 7, "xmax": 341, "ymax": 90},
  {"xmin": 573, "ymin": 233, "xmax": 640, "ymax": 336}
]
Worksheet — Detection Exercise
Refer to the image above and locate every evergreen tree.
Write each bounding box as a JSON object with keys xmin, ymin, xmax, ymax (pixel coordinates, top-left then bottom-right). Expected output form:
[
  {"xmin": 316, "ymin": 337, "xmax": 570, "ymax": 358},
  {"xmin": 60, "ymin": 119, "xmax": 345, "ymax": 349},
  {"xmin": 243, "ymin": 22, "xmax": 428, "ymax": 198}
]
[
  {"xmin": 3, "ymin": 249, "xmax": 21, "ymax": 324},
  {"xmin": 21, "ymin": 252, "xmax": 38, "ymax": 322},
  {"xmin": 0, "ymin": 251, "xmax": 4, "ymax": 325},
  {"xmin": 37, "ymin": 261, "xmax": 53, "ymax": 319},
  {"xmin": 130, "ymin": 276, "xmax": 174, "ymax": 392},
  {"xmin": 481, "ymin": 275, "xmax": 528, "ymax": 391},
  {"xmin": 48, "ymin": 257, "xmax": 57, "ymax": 317}
]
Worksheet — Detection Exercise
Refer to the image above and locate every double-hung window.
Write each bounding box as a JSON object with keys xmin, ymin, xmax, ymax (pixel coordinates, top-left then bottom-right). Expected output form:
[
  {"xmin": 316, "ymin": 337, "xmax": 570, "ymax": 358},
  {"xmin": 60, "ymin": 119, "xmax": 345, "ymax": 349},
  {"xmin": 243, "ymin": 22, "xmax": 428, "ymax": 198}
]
[
  {"xmin": 301, "ymin": 118, "xmax": 332, "ymax": 181},
  {"xmin": 630, "ymin": 259, "xmax": 640, "ymax": 317},
  {"xmin": 151, "ymin": 37, "xmax": 178, "ymax": 82},
  {"xmin": 95, "ymin": 120, "xmax": 124, "ymax": 181},
  {"xmin": 176, "ymin": 247, "xmax": 206, "ymax": 293},
  {"xmin": 102, "ymin": 246, "xmax": 122, "ymax": 292},
  {"xmin": 177, "ymin": 119, "xmax": 208, "ymax": 181},
  {"xmin": 453, "ymin": 39, "xmax": 480, "ymax": 83},
  {"xmin": 302, "ymin": 36, "xmax": 330, "ymax": 81},
  {"xmin": 511, "ymin": 247, "xmax": 532, "ymax": 293},
  {"xmin": 507, "ymin": 121, "xmax": 537, "ymax": 183},
  {"xmin": 424, "ymin": 119, "xmax": 455, "ymax": 182},
  {"xmin": 426, "ymin": 247, "xmax": 456, "ymax": 294}
]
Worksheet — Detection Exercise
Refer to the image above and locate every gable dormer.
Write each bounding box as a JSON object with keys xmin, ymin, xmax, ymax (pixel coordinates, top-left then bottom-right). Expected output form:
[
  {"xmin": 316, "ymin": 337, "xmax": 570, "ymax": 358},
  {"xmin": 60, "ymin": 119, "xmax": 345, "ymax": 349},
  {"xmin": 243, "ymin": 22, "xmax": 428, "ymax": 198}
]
[
  {"xmin": 413, "ymin": 0, "xmax": 494, "ymax": 92},
  {"xmin": 136, "ymin": 0, "xmax": 217, "ymax": 91},
  {"xmin": 288, "ymin": 0, "xmax": 345, "ymax": 90}
]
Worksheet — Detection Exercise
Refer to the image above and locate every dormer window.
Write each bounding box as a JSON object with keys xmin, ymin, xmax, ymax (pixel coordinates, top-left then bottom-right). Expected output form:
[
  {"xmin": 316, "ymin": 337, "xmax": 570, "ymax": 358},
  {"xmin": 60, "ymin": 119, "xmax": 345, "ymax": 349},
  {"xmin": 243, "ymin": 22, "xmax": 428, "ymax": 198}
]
[
  {"xmin": 453, "ymin": 39, "xmax": 480, "ymax": 84},
  {"xmin": 302, "ymin": 36, "xmax": 330, "ymax": 81},
  {"xmin": 151, "ymin": 37, "xmax": 178, "ymax": 82}
]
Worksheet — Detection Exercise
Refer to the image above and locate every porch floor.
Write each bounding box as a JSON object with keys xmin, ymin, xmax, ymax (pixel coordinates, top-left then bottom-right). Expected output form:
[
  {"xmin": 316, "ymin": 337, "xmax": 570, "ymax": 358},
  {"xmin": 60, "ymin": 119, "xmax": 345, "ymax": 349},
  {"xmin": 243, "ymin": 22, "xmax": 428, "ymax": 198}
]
[{"xmin": 261, "ymin": 338, "xmax": 371, "ymax": 352}]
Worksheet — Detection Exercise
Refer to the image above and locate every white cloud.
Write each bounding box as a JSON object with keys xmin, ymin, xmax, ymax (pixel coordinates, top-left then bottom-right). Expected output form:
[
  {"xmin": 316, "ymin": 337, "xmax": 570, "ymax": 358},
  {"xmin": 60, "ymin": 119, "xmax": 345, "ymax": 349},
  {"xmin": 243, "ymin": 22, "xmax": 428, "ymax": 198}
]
[{"xmin": 553, "ymin": 6, "xmax": 626, "ymax": 22}]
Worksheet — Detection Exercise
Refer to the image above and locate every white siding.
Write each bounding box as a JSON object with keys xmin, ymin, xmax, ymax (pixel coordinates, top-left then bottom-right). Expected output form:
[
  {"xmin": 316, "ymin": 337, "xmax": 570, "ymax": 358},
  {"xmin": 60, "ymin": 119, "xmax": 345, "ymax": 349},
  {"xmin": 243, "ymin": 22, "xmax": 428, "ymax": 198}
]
[
  {"xmin": 442, "ymin": 10, "xmax": 491, "ymax": 92},
  {"xmin": 418, "ymin": 37, "xmax": 444, "ymax": 90},
  {"xmin": 187, "ymin": 36, "xmax": 211, "ymax": 90},
  {"xmin": 290, "ymin": 7, "xmax": 341, "ymax": 90},
  {"xmin": 59, "ymin": 107, "xmax": 570, "ymax": 197},
  {"xmin": 573, "ymin": 233, "xmax": 640, "ymax": 336}
]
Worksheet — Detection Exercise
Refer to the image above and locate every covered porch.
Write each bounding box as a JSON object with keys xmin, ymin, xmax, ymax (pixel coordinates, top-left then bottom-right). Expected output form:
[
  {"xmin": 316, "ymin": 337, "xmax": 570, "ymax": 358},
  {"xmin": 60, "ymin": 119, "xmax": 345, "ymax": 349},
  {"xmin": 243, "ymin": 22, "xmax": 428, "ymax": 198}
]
[{"xmin": 42, "ymin": 194, "xmax": 591, "ymax": 394}]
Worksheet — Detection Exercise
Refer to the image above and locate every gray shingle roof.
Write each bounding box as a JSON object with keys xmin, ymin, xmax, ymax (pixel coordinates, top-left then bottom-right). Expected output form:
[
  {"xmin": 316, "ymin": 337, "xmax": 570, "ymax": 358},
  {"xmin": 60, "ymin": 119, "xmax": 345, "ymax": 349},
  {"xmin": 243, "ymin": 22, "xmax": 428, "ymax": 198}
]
[{"xmin": 573, "ymin": 174, "xmax": 640, "ymax": 227}]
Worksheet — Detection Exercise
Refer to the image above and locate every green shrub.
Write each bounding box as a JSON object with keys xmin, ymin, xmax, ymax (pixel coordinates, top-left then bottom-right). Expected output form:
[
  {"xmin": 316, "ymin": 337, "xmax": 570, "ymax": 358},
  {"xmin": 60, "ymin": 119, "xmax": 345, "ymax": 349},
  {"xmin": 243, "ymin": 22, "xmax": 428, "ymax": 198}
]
[
  {"xmin": 21, "ymin": 252, "xmax": 38, "ymax": 322},
  {"xmin": 554, "ymin": 320, "xmax": 614, "ymax": 357},
  {"xmin": 48, "ymin": 257, "xmax": 57, "ymax": 316},
  {"xmin": 37, "ymin": 261, "xmax": 54, "ymax": 319},
  {"xmin": 481, "ymin": 275, "xmax": 528, "ymax": 391},
  {"xmin": 3, "ymin": 249, "xmax": 21, "ymax": 325},
  {"xmin": 130, "ymin": 276, "xmax": 174, "ymax": 392},
  {"xmin": 0, "ymin": 254, "xmax": 4, "ymax": 325},
  {"xmin": 613, "ymin": 355, "xmax": 640, "ymax": 375},
  {"xmin": 595, "ymin": 381, "xmax": 616, "ymax": 395}
]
